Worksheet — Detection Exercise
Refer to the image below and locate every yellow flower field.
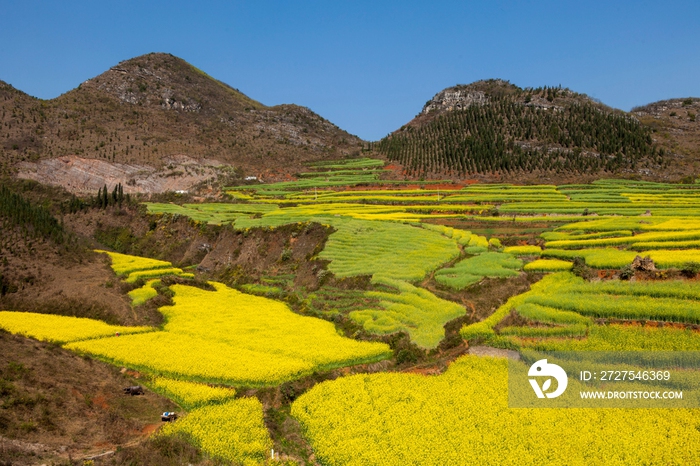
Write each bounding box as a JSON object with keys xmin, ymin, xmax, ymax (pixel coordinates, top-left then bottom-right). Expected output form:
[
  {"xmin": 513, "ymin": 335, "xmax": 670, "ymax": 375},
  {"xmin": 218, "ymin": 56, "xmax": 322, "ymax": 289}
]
[
  {"xmin": 127, "ymin": 279, "xmax": 159, "ymax": 306},
  {"xmin": 66, "ymin": 282, "xmax": 392, "ymax": 386},
  {"xmin": 523, "ymin": 258, "xmax": 573, "ymax": 271},
  {"xmin": 0, "ymin": 311, "xmax": 153, "ymax": 344},
  {"xmin": 150, "ymin": 377, "xmax": 236, "ymax": 409},
  {"xmin": 96, "ymin": 249, "xmax": 173, "ymax": 276},
  {"xmin": 161, "ymin": 397, "xmax": 272, "ymax": 465},
  {"xmin": 292, "ymin": 355, "xmax": 700, "ymax": 465}
]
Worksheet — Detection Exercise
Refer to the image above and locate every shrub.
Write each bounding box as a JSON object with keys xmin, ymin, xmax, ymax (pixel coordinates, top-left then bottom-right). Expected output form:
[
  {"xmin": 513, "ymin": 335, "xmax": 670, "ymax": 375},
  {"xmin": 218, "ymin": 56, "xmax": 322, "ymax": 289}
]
[
  {"xmin": 571, "ymin": 257, "xmax": 594, "ymax": 280},
  {"xmin": 280, "ymin": 247, "xmax": 293, "ymax": 261},
  {"xmin": 618, "ymin": 265, "xmax": 634, "ymax": 280},
  {"xmin": 681, "ymin": 261, "xmax": 700, "ymax": 278}
]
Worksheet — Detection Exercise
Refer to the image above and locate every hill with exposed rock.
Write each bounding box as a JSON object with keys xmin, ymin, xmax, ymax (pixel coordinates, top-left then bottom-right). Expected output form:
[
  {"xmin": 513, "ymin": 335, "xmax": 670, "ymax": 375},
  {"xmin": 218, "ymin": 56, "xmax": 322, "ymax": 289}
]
[
  {"xmin": 0, "ymin": 53, "xmax": 363, "ymax": 193},
  {"xmin": 631, "ymin": 97, "xmax": 700, "ymax": 181},
  {"xmin": 2, "ymin": 59, "xmax": 698, "ymax": 189}
]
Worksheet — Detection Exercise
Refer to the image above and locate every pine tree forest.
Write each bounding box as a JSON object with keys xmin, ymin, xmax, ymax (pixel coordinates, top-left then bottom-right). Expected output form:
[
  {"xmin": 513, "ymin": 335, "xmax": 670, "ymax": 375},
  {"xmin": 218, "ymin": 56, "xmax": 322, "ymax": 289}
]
[{"xmin": 375, "ymin": 91, "xmax": 667, "ymax": 177}]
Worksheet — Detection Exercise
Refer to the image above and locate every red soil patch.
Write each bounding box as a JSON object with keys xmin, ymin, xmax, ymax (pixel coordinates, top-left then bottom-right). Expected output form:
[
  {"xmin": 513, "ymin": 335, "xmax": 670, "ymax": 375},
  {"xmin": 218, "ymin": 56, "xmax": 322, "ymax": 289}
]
[
  {"xmin": 141, "ymin": 424, "xmax": 160, "ymax": 436},
  {"xmin": 92, "ymin": 394, "xmax": 110, "ymax": 410},
  {"xmin": 597, "ymin": 270, "xmax": 616, "ymax": 279}
]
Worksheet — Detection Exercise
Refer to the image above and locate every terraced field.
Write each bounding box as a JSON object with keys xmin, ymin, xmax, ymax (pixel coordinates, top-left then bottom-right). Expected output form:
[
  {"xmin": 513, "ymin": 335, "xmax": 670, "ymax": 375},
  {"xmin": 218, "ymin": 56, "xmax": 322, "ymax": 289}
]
[{"xmin": 4, "ymin": 158, "xmax": 700, "ymax": 464}]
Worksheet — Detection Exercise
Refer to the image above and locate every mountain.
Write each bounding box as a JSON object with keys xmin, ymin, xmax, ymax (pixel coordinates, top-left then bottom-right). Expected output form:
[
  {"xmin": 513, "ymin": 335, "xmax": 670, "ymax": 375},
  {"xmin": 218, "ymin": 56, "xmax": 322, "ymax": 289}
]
[
  {"xmin": 0, "ymin": 53, "xmax": 363, "ymax": 192},
  {"xmin": 3, "ymin": 60, "xmax": 697, "ymax": 190},
  {"xmin": 373, "ymin": 79, "xmax": 697, "ymax": 183}
]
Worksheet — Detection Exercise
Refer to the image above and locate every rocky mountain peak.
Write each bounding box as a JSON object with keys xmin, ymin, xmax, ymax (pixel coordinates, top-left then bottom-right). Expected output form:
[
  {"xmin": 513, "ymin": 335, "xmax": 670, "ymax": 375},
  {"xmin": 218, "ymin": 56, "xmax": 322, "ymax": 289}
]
[{"xmin": 78, "ymin": 52, "xmax": 264, "ymax": 114}]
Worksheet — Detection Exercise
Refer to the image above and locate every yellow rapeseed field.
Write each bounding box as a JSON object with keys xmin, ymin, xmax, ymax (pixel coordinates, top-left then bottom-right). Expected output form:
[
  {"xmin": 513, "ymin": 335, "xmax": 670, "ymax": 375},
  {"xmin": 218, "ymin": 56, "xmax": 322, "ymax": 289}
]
[
  {"xmin": 127, "ymin": 279, "xmax": 159, "ymax": 306},
  {"xmin": 66, "ymin": 282, "xmax": 391, "ymax": 386},
  {"xmin": 150, "ymin": 378, "xmax": 236, "ymax": 409},
  {"xmin": 96, "ymin": 249, "xmax": 194, "ymax": 283},
  {"xmin": 523, "ymin": 258, "xmax": 573, "ymax": 271},
  {"xmin": 0, "ymin": 311, "xmax": 153, "ymax": 344},
  {"xmin": 160, "ymin": 397, "xmax": 272, "ymax": 465},
  {"xmin": 95, "ymin": 249, "xmax": 173, "ymax": 276},
  {"xmin": 292, "ymin": 355, "xmax": 700, "ymax": 465}
]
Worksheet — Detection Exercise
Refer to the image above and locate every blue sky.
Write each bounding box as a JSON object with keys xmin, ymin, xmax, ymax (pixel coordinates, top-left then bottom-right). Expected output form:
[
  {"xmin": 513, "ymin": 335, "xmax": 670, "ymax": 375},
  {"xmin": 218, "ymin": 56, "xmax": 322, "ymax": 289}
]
[{"xmin": 1, "ymin": 1, "xmax": 698, "ymax": 141}]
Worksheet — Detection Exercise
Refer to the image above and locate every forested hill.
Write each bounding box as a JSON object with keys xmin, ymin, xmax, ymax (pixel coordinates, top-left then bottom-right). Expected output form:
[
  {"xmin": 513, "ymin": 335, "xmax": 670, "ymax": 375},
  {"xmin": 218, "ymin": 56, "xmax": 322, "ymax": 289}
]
[{"xmin": 374, "ymin": 80, "xmax": 669, "ymax": 181}]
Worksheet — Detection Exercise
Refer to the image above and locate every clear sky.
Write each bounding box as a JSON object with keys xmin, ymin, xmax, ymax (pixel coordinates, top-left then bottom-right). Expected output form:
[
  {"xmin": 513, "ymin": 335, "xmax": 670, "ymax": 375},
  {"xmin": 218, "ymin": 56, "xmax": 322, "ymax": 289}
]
[{"xmin": 1, "ymin": 0, "xmax": 698, "ymax": 141}]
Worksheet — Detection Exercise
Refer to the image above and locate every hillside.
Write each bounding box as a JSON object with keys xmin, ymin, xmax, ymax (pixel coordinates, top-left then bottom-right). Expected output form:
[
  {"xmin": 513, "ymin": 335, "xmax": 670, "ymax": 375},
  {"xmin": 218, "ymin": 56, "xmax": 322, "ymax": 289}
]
[
  {"xmin": 373, "ymin": 79, "xmax": 697, "ymax": 183},
  {"xmin": 0, "ymin": 53, "xmax": 363, "ymax": 192},
  {"xmin": 632, "ymin": 97, "xmax": 700, "ymax": 180}
]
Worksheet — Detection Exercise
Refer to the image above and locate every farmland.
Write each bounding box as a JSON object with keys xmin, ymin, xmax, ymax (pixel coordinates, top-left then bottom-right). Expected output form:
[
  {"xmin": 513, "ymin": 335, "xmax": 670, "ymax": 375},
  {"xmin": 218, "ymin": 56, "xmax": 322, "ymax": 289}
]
[
  {"xmin": 64, "ymin": 256, "xmax": 392, "ymax": 386},
  {"xmin": 292, "ymin": 356, "xmax": 700, "ymax": 465},
  {"xmin": 3, "ymin": 158, "xmax": 700, "ymax": 464}
]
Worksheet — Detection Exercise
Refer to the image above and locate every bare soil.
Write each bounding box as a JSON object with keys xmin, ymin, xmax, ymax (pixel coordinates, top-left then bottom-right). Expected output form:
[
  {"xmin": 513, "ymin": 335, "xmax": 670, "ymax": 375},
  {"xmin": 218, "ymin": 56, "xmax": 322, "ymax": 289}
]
[
  {"xmin": 0, "ymin": 331, "xmax": 178, "ymax": 465},
  {"xmin": 0, "ymin": 223, "xmax": 143, "ymax": 326}
]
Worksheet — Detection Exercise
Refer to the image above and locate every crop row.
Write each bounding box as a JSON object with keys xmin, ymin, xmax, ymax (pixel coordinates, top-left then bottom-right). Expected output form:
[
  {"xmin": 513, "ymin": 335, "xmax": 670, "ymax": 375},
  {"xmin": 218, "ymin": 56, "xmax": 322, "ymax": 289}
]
[
  {"xmin": 541, "ymin": 248, "xmax": 700, "ymax": 269},
  {"xmin": 421, "ymin": 224, "xmax": 473, "ymax": 245},
  {"xmin": 526, "ymin": 293, "xmax": 700, "ymax": 324},
  {"xmin": 460, "ymin": 272, "xmax": 578, "ymax": 341},
  {"xmin": 497, "ymin": 323, "xmax": 588, "ymax": 338},
  {"xmin": 566, "ymin": 280, "xmax": 700, "ymax": 301},
  {"xmin": 318, "ymin": 218, "xmax": 460, "ymax": 282},
  {"xmin": 306, "ymin": 157, "xmax": 385, "ymax": 169},
  {"xmin": 511, "ymin": 323, "xmax": 700, "ymax": 352},
  {"xmin": 540, "ymin": 230, "xmax": 634, "ymax": 241},
  {"xmin": 287, "ymin": 189, "xmax": 462, "ymax": 199},
  {"xmin": 502, "ymin": 245, "xmax": 542, "ymax": 256},
  {"xmin": 516, "ymin": 303, "xmax": 591, "ymax": 326},
  {"xmin": 522, "ymin": 259, "xmax": 572, "ymax": 272},
  {"xmin": 462, "ymin": 272, "xmax": 700, "ymax": 347},
  {"xmin": 500, "ymin": 203, "xmax": 694, "ymax": 215},
  {"xmin": 544, "ymin": 229, "xmax": 700, "ymax": 249},
  {"xmin": 558, "ymin": 217, "xmax": 700, "ymax": 232}
]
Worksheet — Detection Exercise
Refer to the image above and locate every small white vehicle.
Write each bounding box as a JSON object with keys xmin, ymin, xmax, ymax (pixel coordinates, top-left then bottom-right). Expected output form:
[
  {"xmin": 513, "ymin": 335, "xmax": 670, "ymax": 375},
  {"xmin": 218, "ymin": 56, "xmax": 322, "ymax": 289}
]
[{"xmin": 161, "ymin": 411, "xmax": 179, "ymax": 422}]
